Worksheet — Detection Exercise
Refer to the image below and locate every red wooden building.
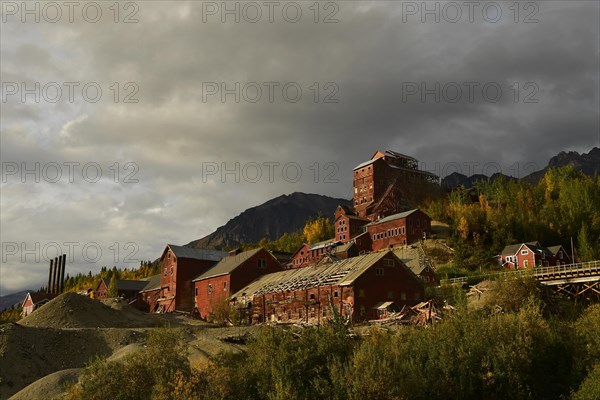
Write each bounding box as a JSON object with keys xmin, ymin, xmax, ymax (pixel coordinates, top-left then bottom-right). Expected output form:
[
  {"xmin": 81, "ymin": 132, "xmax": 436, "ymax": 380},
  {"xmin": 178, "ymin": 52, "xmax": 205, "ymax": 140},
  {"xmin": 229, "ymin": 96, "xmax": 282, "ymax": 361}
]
[
  {"xmin": 231, "ymin": 250, "xmax": 425, "ymax": 324},
  {"xmin": 366, "ymin": 209, "xmax": 432, "ymax": 251},
  {"xmin": 192, "ymin": 247, "xmax": 282, "ymax": 319},
  {"xmin": 136, "ymin": 274, "xmax": 161, "ymax": 312},
  {"xmin": 289, "ymin": 240, "xmax": 340, "ymax": 268},
  {"xmin": 334, "ymin": 205, "xmax": 370, "ymax": 243},
  {"xmin": 498, "ymin": 242, "xmax": 571, "ymax": 270},
  {"xmin": 21, "ymin": 292, "xmax": 58, "ymax": 317},
  {"xmin": 353, "ymin": 150, "xmax": 439, "ymax": 220},
  {"xmin": 156, "ymin": 244, "xmax": 227, "ymax": 313}
]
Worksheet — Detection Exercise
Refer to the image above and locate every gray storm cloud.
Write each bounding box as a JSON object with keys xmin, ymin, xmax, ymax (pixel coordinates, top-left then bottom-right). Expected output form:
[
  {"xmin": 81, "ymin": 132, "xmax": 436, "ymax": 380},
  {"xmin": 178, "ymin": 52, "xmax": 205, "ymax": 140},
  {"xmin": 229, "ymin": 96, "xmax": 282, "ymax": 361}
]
[{"xmin": 1, "ymin": 1, "xmax": 598, "ymax": 293}]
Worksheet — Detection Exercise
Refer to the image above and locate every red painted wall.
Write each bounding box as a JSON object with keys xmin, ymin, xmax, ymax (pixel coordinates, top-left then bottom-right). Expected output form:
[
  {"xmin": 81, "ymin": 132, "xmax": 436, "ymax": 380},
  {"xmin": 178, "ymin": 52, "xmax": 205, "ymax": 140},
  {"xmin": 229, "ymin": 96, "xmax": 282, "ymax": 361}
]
[
  {"xmin": 139, "ymin": 288, "xmax": 161, "ymax": 312},
  {"xmin": 158, "ymin": 249, "xmax": 219, "ymax": 312},
  {"xmin": 194, "ymin": 249, "xmax": 282, "ymax": 319},
  {"xmin": 367, "ymin": 210, "xmax": 431, "ymax": 251},
  {"xmin": 96, "ymin": 280, "xmax": 108, "ymax": 301},
  {"xmin": 238, "ymin": 254, "xmax": 424, "ymax": 324}
]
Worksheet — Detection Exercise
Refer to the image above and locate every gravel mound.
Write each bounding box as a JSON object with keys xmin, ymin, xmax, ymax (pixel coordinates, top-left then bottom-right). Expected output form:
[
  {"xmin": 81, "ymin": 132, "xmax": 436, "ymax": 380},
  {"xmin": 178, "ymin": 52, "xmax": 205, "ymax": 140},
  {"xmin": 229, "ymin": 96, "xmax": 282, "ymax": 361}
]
[
  {"xmin": 19, "ymin": 292, "xmax": 150, "ymax": 329},
  {"xmin": 8, "ymin": 368, "xmax": 81, "ymax": 400}
]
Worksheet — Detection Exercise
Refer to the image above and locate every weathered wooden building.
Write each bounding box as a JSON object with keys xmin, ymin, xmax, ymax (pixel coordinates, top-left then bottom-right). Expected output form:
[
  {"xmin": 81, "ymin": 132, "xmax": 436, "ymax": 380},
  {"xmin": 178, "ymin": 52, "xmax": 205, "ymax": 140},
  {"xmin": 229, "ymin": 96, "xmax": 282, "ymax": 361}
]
[
  {"xmin": 498, "ymin": 242, "xmax": 571, "ymax": 270},
  {"xmin": 334, "ymin": 205, "xmax": 370, "ymax": 243},
  {"xmin": 366, "ymin": 209, "xmax": 432, "ymax": 251},
  {"xmin": 157, "ymin": 244, "xmax": 227, "ymax": 313},
  {"xmin": 192, "ymin": 247, "xmax": 282, "ymax": 319},
  {"xmin": 289, "ymin": 240, "xmax": 341, "ymax": 268},
  {"xmin": 95, "ymin": 278, "xmax": 149, "ymax": 302},
  {"xmin": 231, "ymin": 251, "xmax": 425, "ymax": 324},
  {"xmin": 136, "ymin": 274, "xmax": 161, "ymax": 312},
  {"xmin": 21, "ymin": 292, "xmax": 58, "ymax": 317},
  {"xmin": 352, "ymin": 150, "xmax": 439, "ymax": 220}
]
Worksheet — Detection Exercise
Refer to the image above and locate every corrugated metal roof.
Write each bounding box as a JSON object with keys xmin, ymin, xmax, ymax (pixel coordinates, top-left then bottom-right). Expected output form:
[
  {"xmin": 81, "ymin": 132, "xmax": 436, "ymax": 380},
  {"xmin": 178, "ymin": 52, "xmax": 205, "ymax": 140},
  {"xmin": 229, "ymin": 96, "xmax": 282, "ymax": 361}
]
[
  {"xmin": 231, "ymin": 251, "xmax": 392, "ymax": 298},
  {"xmin": 334, "ymin": 242, "xmax": 355, "ymax": 253},
  {"xmin": 353, "ymin": 159, "xmax": 377, "ymax": 170},
  {"xmin": 385, "ymin": 150, "xmax": 416, "ymax": 161},
  {"xmin": 367, "ymin": 209, "xmax": 420, "ymax": 226},
  {"xmin": 167, "ymin": 244, "xmax": 227, "ymax": 262},
  {"xmin": 117, "ymin": 279, "xmax": 150, "ymax": 291},
  {"xmin": 392, "ymin": 247, "xmax": 425, "ymax": 275},
  {"xmin": 193, "ymin": 247, "xmax": 268, "ymax": 281},
  {"xmin": 388, "ymin": 164, "xmax": 439, "ymax": 177},
  {"xmin": 546, "ymin": 245, "xmax": 565, "ymax": 256},
  {"xmin": 139, "ymin": 274, "xmax": 161, "ymax": 292},
  {"xmin": 310, "ymin": 240, "xmax": 340, "ymax": 251},
  {"xmin": 25, "ymin": 292, "xmax": 59, "ymax": 306}
]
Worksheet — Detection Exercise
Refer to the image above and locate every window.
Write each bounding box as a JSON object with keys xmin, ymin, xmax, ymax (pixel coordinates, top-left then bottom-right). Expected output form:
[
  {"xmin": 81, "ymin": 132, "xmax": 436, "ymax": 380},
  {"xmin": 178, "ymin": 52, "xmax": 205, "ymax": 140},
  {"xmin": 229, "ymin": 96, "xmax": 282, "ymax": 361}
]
[
  {"xmin": 298, "ymin": 308, "xmax": 304, "ymax": 318},
  {"xmin": 373, "ymin": 234, "xmax": 377, "ymax": 241},
  {"xmin": 195, "ymin": 287, "xmax": 198, "ymax": 296},
  {"xmin": 170, "ymin": 267, "xmax": 173, "ymax": 276},
  {"xmin": 383, "ymin": 258, "xmax": 394, "ymax": 267},
  {"xmin": 558, "ymin": 251, "xmax": 563, "ymax": 259},
  {"xmin": 223, "ymin": 282, "xmax": 227, "ymax": 291},
  {"xmin": 310, "ymin": 293, "xmax": 315, "ymax": 300},
  {"xmin": 258, "ymin": 259, "xmax": 267, "ymax": 269},
  {"xmin": 163, "ymin": 268, "xmax": 167, "ymax": 277},
  {"xmin": 521, "ymin": 250, "xmax": 528, "ymax": 255},
  {"xmin": 322, "ymin": 308, "xmax": 327, "ymax": 317},
  {"xmin": 334, "ymin": 290, "xmax": 339, "ymax": 298},
  {"xmin": 208, "ymin": 284, "xmax": 212, "ymax": 294},
  {"xmin": 376, "ymin": 267, "xmax": 385, "ymax": 276}
]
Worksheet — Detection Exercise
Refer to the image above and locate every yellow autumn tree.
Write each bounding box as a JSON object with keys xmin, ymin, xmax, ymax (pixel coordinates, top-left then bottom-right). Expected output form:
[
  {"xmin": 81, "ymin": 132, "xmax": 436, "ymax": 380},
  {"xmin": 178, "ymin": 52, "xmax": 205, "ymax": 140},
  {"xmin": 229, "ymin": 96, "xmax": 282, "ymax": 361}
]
[
  {"xmin": 457, "ymin": 216, "xmax": 470, "ymax": 240},
  {"xmin": 303, "ymin": 215, "xmax": 335, "ymax": 244}
]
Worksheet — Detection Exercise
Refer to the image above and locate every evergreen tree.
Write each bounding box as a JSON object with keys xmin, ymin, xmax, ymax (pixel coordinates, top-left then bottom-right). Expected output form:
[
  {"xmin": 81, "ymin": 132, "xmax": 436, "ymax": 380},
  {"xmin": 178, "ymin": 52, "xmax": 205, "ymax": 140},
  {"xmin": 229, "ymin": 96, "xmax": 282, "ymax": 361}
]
[{"xmin": 107, "ymin": 274, "xmax": 118, "ymax": 298}]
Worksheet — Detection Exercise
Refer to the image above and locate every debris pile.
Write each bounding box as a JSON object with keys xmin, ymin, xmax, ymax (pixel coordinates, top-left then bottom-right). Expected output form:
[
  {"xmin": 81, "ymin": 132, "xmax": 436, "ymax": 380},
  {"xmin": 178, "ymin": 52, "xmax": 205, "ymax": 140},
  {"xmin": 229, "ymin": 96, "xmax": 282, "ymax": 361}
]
[{"xmin": 369, "ymin": 300, "xmax": 452, "ymax": 326}]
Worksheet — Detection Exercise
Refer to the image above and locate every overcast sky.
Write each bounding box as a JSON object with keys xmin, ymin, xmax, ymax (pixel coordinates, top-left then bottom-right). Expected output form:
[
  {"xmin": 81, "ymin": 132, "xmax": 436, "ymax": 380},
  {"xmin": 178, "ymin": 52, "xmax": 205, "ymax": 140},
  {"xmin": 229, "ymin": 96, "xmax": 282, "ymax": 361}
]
[{"xmin": 1, "ymin": 1, "xmax": 599, "ymax": 295}]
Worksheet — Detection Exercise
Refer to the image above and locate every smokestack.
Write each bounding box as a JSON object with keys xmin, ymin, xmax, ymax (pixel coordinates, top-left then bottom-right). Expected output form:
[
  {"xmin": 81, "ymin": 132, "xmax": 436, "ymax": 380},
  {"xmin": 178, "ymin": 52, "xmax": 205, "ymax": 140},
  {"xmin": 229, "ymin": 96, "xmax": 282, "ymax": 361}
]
[
  {"xmin": 56, "ymin": 255, "xmax": 63, "ymax": 294},
  {"xmin": 59, "ymin": 254, "xmax": 66, "ymax": 293},
  {"xmin": 52, "ymin": 256, "xmax": 60, "ymax": 294},
  {"xmin": 48, "ymin": 259, "xmax": 54, "ymax": 294}
]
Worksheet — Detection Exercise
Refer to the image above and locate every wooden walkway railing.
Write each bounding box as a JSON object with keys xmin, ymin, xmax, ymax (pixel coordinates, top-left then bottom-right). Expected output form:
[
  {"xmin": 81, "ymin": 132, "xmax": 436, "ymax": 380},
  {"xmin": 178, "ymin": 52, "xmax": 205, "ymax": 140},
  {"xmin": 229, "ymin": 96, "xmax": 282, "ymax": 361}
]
[{"xmin": 440, "ymin": 261, "xmax": 600, "ymax": 286}]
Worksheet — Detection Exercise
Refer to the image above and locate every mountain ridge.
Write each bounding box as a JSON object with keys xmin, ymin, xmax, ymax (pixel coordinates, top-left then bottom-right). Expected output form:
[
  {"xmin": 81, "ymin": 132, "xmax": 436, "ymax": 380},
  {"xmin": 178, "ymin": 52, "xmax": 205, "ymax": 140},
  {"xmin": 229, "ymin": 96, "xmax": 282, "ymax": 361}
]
[
  {"xmin": 186, "ymin": 192, "xmax": 352, "ymax": 250},
  {"xmin": 441, "ymin": 147, "xmax": 599, "ymax": 189}
]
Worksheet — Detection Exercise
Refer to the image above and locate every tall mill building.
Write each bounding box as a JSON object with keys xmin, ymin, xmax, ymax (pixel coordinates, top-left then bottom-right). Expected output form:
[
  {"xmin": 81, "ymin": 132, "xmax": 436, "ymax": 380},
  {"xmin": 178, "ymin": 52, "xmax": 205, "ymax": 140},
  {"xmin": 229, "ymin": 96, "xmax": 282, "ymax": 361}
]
[
  {"xmin": 352, "ymin": 150, "xmax": 439, "ymax": 220},
  {"xmin": 334, "ymin": 150, "xmax": 439, "ymax": 252}
]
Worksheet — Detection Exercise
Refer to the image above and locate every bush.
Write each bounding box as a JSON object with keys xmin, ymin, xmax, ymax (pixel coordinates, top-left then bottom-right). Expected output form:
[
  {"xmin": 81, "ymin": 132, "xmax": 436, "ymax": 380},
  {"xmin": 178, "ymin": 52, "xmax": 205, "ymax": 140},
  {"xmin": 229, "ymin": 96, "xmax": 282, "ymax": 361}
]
[
  {"xmin": 65, "ymin": 328, "xmax": 193, "ymax": 400},
  {"xmin": 572, "ymin": 363, "xmax": 600, "ymax": 400}
]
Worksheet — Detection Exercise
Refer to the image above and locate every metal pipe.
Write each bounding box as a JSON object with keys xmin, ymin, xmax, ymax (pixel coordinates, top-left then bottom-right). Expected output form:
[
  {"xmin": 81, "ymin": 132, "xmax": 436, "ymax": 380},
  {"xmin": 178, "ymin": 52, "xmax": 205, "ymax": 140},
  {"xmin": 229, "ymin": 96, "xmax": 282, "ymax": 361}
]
[
  {"xmin": 55, "ymin": 256, "xmax": 62, "ymax": 294},
  {"xmin": 48, "ymin": 259, "xmax": 54, "ymax": 293},
  {"xmin": 59, "ymin": 254, "xmax": 66, "ymax": 293},
  {"xmin": 51, "ymin": 257, "xmax": 59, "ymax": 294}
]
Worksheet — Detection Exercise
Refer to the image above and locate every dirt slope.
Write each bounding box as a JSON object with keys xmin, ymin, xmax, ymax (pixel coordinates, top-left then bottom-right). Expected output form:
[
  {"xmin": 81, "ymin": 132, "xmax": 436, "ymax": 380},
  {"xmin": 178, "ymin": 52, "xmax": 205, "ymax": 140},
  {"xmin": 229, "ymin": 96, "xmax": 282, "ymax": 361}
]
[
  {"xmin": 19, "ymin": 292, "xmax": 152, "ymax": 329},
  {"xmin": 8, "ymin": 368, "xmax": 81, "ymax": 400}
]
